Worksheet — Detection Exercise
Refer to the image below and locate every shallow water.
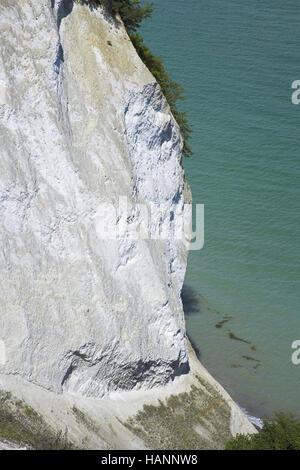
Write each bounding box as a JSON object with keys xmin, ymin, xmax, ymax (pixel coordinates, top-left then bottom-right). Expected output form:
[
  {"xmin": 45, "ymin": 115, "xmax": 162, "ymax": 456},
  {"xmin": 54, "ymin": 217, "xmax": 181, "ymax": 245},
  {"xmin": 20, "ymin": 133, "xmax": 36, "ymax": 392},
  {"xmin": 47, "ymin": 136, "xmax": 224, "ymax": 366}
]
[{"xmin": 141, "ymin": 0, "xmax": 300, "ymax": 418}]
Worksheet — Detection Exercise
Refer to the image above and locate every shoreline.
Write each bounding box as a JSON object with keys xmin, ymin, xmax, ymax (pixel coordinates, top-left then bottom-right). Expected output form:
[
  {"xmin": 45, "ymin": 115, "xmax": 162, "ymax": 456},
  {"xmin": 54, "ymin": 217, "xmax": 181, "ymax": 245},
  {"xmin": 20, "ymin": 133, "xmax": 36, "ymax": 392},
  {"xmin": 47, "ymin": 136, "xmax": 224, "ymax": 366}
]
[
  {"xmin": 238, "ymin": 406, "xmax": 263, "ymax": 430},
  {"xmin": 187, "ymin": 334, "xmax": 264, "ymax": 430},
  {"xmin": 186, "ymin": 338, "xmax": 262, "ymax": 431}
]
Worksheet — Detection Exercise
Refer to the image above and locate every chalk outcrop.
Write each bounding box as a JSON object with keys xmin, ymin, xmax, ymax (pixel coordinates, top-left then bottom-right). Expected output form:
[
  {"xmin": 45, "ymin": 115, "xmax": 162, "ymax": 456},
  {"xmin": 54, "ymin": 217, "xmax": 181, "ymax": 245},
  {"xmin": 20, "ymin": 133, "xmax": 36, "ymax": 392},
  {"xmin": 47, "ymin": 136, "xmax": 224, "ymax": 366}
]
[{"xmin": 0, "ymin": 0, "xmax": 189, "ymax": 397}]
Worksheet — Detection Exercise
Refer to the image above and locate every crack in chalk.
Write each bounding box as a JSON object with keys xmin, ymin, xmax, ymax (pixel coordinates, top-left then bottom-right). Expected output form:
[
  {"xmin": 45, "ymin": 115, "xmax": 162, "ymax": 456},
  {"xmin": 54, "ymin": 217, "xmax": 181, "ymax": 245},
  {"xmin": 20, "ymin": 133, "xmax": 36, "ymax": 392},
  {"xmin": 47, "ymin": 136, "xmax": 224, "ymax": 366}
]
[
  {"xmin": 57, "ymin": 0, "xmax": 73, "ymax": 30},
  {"xmin": 53, "ymin": 0, "xmax": 73, "ymax": 97},
  {"xmin": 54, "ymin": 43, "xmax": 64, "ymax": 74}
]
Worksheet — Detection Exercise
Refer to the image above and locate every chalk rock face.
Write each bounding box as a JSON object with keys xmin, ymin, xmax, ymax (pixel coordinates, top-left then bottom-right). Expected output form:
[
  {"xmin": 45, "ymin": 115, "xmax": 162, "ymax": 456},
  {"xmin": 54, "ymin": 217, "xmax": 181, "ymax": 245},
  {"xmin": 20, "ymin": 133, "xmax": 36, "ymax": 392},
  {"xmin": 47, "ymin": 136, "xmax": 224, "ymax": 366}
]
[{"xmin": 0, "ymin": 0, "xmax": 191, "ymax": 397}]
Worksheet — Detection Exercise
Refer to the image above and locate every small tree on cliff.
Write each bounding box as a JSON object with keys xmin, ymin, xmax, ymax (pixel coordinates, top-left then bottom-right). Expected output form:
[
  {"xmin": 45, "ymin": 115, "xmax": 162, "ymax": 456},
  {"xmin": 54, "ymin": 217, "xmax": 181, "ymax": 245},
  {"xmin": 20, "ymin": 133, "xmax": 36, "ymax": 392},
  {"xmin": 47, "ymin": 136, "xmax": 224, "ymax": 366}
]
[{"xmin": 100, "ymin": 0, "xmax": 153, "ymax": 33}]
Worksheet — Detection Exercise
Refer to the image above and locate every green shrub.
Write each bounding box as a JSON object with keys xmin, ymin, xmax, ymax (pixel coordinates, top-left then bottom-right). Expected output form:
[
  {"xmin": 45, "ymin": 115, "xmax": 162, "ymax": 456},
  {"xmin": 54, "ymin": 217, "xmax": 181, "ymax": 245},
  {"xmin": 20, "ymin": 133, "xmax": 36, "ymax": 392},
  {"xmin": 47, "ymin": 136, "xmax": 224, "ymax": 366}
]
[
  {"xmin": 101, "ymin": 0, "xmax": 153, "ymax": 33},
  {"xmin": 226, "ymin": 413, "xmax": 300, "ymax": 450},
  {"xmin": 78, "ymin": 0, "xmax": 153, "ymax": 33}
]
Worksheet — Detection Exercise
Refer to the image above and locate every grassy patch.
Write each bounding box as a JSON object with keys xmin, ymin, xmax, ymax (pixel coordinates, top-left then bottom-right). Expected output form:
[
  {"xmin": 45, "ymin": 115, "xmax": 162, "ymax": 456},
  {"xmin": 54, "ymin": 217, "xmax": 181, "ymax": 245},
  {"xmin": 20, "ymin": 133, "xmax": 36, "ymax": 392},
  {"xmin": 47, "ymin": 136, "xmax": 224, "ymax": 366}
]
[
  {"xmin": 72, "ymin": 406, "xmax": 100, "ymax": 435},
  {"xmin": 0, "ymin": 391, "xmax": 75, "ymax": 449},
  {"xmin": 124, "ymin": 376, "xmax": 232, "ymax": 450}
]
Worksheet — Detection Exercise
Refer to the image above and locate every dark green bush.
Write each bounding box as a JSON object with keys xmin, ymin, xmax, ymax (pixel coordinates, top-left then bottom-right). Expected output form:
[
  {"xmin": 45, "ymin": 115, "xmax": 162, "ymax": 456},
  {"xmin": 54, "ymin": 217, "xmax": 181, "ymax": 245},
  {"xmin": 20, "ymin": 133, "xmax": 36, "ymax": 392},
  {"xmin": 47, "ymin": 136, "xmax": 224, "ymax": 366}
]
[
  {"xmin": 226, "ymin": 413, "xmax": 300, "ymax": 450},
  {"xmin": 100, "ymin": 0, "xmax": 153, "ymax": 33},
  {"xmin": 78, "ymin": 0, "xmax": 152, "ymax": 33}
]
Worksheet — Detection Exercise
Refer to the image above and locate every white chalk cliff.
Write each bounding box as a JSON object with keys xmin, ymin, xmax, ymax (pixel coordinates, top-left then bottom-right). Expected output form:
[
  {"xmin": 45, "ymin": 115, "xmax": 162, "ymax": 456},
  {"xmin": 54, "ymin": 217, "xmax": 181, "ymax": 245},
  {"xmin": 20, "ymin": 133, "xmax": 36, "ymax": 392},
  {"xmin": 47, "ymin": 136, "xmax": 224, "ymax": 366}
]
[{"xmin": 0, "ymin": 0, "xmax": 255, "ymax": 449}]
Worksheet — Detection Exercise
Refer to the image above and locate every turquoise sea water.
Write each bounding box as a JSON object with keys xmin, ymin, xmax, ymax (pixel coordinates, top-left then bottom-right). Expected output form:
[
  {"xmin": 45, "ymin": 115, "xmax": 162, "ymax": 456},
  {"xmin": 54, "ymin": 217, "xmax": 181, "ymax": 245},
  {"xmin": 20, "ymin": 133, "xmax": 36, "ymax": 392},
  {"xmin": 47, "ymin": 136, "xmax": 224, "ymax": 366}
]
[{"xmin": 141, "ymin": 0, "xmax": 300, "ymax": 418}]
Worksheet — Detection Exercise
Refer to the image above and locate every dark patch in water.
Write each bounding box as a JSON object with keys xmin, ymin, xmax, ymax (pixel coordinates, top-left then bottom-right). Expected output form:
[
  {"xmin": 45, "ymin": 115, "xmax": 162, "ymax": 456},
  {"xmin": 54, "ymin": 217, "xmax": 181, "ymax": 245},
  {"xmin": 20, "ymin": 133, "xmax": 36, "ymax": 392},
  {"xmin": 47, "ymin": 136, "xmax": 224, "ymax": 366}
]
[
  {"xmin": 54, "ymin": 43, "xmax": 64, "ymax": 71},
  {"xmin": 181, "ymin": 284, "xmax": 201, "ymax": 316},
  {"xmin": 227, "ymin": 330, "xmax": 251, "ymax": 345},
  {"xmin": 215, "ymin": 315, "xmax": 232, "ymax": 329},
  {"xmin": 242, "ymin": 355, "xmax": 261, "ymax": 363}
]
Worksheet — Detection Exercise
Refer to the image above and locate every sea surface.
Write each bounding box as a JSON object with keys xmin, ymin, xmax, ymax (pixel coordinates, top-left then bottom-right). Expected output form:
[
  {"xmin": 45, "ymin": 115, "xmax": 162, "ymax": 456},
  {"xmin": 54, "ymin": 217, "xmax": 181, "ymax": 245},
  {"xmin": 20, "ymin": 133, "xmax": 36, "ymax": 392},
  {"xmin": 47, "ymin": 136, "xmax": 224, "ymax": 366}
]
[{"xmin": 141, "ymin": 0, "xmax": 300, "ymax": 418}]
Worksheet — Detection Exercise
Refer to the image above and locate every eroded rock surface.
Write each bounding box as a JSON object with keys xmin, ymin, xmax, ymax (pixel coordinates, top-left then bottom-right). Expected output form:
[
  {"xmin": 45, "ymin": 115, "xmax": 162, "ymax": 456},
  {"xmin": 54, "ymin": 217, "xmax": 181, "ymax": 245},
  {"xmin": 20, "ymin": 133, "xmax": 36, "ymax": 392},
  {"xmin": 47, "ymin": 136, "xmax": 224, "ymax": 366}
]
[{"xmin": 0, "ymin": 0, "xmax": 190, "ymax": 397}]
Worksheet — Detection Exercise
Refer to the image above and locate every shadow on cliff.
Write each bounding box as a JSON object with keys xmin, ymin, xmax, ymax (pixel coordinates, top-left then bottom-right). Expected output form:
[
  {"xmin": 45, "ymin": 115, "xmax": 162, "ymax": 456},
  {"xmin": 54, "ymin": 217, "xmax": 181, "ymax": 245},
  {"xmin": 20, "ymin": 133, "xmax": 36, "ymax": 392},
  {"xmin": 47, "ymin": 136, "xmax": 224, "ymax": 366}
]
[
  {"xmin": 188, "ymin": 337, "xmax": 201, "ymax": 361},
  {"xmin": 56, "ymin": 0, "xmax": 74, "ymax": 30}
]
